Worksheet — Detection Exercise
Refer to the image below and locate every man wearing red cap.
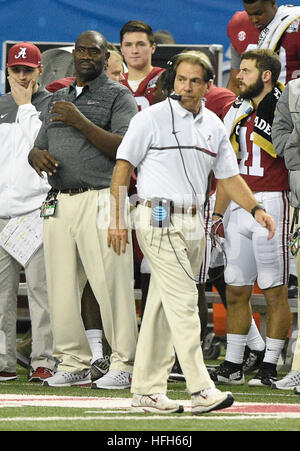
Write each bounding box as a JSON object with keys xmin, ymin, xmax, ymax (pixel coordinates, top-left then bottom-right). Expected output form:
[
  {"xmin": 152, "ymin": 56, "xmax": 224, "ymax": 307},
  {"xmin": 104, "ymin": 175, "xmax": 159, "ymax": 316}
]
[{"xmin": 0, "ymin": 42, "xmax": 56, "ymax": 383}]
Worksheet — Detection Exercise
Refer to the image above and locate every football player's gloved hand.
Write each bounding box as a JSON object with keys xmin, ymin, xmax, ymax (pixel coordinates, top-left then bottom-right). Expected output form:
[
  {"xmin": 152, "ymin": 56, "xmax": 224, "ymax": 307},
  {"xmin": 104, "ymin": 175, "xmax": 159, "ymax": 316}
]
[{"xmin": 211, "ymin": 217, "xmax": 225, "ymax": 248}]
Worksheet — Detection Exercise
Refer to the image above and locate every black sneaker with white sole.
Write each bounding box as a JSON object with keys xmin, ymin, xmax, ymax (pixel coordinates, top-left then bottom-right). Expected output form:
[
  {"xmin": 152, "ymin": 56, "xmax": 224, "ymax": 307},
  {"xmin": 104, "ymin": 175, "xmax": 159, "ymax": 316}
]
[
  {"xmin": 210, "ymin": 361, "xmax": 245, "ymax": 385},
  {"xmin": 248, "ymin": 362, "xmax": 277, "ymax": 387},
  {"xmin": 168, "ymin": 361, "xmax": 185, "ymax": 382},
  {"xmin": 288, "ymin": 274, "xmax": 298, "ymax": 298},
  {"xmin": 90, "ymin": 356, "xmax": 110, "ymax": 381},
  {"xmin": 242, "ymin": 346, "xmax": 265, "ymax": 374}
]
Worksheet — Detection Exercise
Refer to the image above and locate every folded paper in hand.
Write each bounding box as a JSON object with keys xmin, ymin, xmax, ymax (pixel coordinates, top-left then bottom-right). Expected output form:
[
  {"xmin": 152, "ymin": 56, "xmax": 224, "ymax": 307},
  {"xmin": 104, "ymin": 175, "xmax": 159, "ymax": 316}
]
[{"xmin": 0, "ymin": 209, "xmax": 43, "ymax": 267}]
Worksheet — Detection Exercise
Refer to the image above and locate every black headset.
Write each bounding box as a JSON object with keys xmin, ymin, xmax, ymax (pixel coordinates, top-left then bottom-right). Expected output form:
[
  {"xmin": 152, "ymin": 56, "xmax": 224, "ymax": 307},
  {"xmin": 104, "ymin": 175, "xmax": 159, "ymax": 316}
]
[
  {"xmin": 162, "ymin": 52, "xmax": 215, "ymax": 98},
  {"xmin": 159, "ymin": 52, "xmax": 224, "ymax": 283}
]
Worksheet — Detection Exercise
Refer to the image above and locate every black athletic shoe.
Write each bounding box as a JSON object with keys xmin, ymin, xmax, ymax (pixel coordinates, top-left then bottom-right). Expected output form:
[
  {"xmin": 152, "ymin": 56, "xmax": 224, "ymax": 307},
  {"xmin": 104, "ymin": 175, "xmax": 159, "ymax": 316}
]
[
  {"xmin": 209, "ymin": 361, "xmax": 245, "ymax": 385},
  {"xmin": 90, "ymin": 356, "xmax": 110, "ymax": 381},
  {"xmin": 242, "ymin": 346, "xmax": 265, "ymax": 374},
  {"xmin": 168, "ymin": 361, "xmax": 185, "ymax": 382},
  {"xmin": 288, "ymin": 274, "xmax": 298, "ymax": 298},
  {"xmin": 248, "ymin": 362, "xmax": 277, "ymax": 387}
]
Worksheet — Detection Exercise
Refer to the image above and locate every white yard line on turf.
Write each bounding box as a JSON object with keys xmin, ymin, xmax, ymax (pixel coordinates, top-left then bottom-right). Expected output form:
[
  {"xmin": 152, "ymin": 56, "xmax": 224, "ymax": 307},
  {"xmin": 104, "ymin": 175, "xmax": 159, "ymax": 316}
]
[
  {"xmin": 1, "ymin": 414, "xmax": 300, "ymax": 421},
  {"xmin": 0, "ymin": 395, "xmax": 298, "ymax": 409},
  {"xmin": 1, "ymin": 395, "xmax": 300, "ymax": 420},
  {"xmin": 234, "ymin": 392, "xmax": 296, "ymax": 397}
]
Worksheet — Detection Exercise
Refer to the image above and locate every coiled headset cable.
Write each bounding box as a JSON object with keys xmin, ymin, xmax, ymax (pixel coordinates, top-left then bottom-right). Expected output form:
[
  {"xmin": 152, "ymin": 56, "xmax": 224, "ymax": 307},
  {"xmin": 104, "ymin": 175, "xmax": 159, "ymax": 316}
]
[{"xmin": 166, "ymin": 97, "xmax": 227, "ymax": 284}]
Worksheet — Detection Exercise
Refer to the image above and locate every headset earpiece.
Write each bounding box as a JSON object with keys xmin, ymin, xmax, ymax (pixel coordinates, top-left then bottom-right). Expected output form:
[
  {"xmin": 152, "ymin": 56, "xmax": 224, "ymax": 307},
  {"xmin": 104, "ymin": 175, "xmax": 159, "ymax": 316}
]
[
  {"xmin": 162, "ymin": 52, "xmax": 215, "ymax": 97},
  {"xmin": 162, "ymin": 54, "xmax": 181, "ymax": 97}
]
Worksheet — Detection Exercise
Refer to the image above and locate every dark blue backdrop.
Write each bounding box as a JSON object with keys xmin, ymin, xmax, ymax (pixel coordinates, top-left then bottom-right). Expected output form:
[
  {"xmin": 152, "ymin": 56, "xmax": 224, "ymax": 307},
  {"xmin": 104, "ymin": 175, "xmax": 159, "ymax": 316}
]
[{"xmin": 0, "ymin": 0, "xmax": 292, "ymax": 91}]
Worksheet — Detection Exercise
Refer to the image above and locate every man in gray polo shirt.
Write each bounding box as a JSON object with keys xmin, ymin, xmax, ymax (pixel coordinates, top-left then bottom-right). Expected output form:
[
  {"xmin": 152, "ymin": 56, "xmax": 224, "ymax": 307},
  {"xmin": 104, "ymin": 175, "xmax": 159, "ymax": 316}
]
[{"xmin": 28, "ymin": 30, "xmax": 138, "ymax": 388}]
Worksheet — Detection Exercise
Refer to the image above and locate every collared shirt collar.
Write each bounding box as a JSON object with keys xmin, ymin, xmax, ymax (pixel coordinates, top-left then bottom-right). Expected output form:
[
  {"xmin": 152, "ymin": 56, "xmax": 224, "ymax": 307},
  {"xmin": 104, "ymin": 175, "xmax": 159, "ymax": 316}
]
[
  {"xmin": 68, "ymin": 71, "xmax": 108, "ymax": 93},
  {"xmin": 169, "ymin": 97, "xmax": 205, "ymax": 121}
]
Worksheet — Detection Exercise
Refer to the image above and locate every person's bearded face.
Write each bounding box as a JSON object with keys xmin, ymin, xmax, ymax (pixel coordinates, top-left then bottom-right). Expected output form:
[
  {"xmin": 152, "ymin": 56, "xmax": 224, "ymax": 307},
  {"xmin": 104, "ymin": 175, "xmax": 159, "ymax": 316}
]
[
  {"xmin": 239, "ymin": 73, "xmax": 264, "ymax": 99},
  {"xmin": 237, "ymin": 58, "xmax": 264, "ymax": 99}
]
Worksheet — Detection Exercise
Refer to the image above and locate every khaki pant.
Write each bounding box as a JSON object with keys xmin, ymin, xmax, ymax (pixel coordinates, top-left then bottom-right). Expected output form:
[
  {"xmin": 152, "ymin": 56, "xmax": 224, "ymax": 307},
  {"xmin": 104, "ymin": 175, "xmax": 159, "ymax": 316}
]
[
  {"xmin": 291, "ymin": 208, "xmax": 300, "ymax": 372},
  {"xmin": 0, "ymin": 218, "xmax": 55, "ymax": 372},
  {"xmin": 131, "ymin": 205, "xmax": 215, "ymax": 395},
  {"xmin": 43, "ymin": 189, "xmax": 138, "ymax": 373}
]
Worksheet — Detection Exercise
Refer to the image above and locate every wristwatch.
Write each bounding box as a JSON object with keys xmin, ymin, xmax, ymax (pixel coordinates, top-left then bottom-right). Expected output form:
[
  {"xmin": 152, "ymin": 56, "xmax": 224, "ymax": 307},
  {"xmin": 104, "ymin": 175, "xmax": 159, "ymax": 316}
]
[{"xmin": 251, "ymin": 204, "xmax": 266, "ymax": 217}]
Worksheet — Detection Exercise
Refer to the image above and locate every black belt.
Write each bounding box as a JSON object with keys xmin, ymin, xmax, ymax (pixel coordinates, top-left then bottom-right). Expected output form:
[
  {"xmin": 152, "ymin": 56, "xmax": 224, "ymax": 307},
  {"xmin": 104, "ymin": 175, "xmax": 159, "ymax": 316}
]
[
  {"xmin": 137, "ymin": 198, "xmax": 197, "ymax": 216},
  {"xmin": 55, "ymin": 186, "xmax": 102, "ymax": 195}
]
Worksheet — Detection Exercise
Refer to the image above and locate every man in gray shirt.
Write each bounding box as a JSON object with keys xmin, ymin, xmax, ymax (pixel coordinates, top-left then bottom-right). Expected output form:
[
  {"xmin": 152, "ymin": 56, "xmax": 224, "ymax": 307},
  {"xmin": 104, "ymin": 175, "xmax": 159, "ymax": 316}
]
[
  {"xmin": 271, "ymin": 77, "xmax": 300, "ymax": 391},
  {"xmin": 28, "ymin": 30, "xmax": 138, "ymax": 388}
]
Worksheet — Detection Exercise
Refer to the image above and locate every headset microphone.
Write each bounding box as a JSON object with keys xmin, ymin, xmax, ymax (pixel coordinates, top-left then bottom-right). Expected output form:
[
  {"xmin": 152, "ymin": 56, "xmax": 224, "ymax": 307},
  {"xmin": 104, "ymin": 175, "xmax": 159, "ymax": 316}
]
[
  {"xmin": 169, "ymin": 93, "xmax": 182, "ymax": 101},
  {"xmin": 162, "ymin": 51, "xmax": 215, "ymax": 101}
]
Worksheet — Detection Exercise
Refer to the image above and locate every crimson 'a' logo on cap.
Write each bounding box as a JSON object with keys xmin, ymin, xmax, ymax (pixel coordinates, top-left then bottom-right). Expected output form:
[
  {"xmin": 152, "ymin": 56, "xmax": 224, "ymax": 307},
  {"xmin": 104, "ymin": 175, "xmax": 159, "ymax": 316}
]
[{"xmin": 14, "ymin": 47, "xmax": 27, "ymax": 59}]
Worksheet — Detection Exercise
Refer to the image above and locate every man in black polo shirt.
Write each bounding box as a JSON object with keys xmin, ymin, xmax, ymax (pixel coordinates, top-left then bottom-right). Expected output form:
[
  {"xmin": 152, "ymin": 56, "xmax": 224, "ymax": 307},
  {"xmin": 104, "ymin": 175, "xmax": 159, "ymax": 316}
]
[{"xmin": 28, "ymin": 30, "xmax": 138, "ymax": 388}]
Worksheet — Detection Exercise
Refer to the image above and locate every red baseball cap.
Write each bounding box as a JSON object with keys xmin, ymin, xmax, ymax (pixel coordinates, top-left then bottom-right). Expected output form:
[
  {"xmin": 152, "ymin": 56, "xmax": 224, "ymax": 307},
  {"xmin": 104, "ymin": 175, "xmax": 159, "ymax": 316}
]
[{"xmin": 7, "ymin": 42, "xmax": 42, "ymax": 68}]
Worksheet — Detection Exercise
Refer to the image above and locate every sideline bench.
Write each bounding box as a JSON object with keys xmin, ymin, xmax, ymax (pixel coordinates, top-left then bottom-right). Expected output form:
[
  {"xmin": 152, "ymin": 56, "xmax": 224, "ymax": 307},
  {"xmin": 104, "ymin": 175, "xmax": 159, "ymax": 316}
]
[
  {"xmin": 18, "ymin": 283, "xmax": 298, "ymax": 348},
  {"xmin": 204, "ymin": 291, "xmax": 298, "ymax": 340},
  {"xmin": 18, "ymin": 284, "xmax": 298, "ymax": 370},
  {"xmin": 18, "ymin": 284, "xmax": 298, "ymax": 334}
]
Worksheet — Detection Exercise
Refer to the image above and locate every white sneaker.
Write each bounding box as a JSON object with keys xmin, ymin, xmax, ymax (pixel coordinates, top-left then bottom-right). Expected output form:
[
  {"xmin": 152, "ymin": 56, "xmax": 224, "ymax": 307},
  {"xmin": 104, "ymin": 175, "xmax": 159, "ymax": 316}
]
[
  {"xmin": 191, "ymin": 387, "xmax": 234, "ymax": 415},
  {"xmin": 0, "ymin": 372, "xmax": 17, "ymax": 381},
  {"xmin": 272, "ymin": 370, "xmax": 300, "ymax": 390},
  {"xmin": 131, "ymin": 393, "xmax": 184, "ymax": 414},
  {"xmin": 92, "ymin": 369, "xmax": 131, "ymax": 389},
  {"xmin": 294, "ymin": 386, "xmax": 300, "ymax": 395},
  {"xmin": 43, "ymin": 370, "xmax": 91, "ymax": 387}
]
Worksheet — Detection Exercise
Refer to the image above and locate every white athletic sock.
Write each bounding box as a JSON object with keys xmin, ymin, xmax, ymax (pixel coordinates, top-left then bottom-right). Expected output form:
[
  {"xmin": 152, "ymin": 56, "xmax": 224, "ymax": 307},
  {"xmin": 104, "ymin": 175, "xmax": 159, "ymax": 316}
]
[
  {"xmin": 225, "ymin": 333, "xmax": 248, "ymax": 365},
  {"xmin": 86, "ymin": 329, "xmax": 103, "ymax": 363},
  {"xmin": 246, "ymin": 318, "xmax": 265, "ymax": 351},
  {"xmin": 263, "ymin": 337, "xmax": 285, "ymax": 365}
]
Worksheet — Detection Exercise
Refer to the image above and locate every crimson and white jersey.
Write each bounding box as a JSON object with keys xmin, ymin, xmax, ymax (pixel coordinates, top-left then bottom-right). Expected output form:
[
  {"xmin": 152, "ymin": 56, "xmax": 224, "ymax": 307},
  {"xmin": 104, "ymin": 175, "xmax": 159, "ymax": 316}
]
[
  {"xmin": 121, "ymin": 66, "xmax": 165, "ymax": 110},
  {"xmin": 228, "ymin": 10, "xmax": 300, "ymax": 83},
  {"xmin": 278, "ymin": 18, "xmax": 300, "ymax": 83},
  {"xmin": 123, "ymin": 67, "xmax": 165, "ymax": 269},
  {"xmin": 237, "ymin": 112, "xmax": 289, "ymax": 192},
  {"xmin": 204, "ymin": 85, "xmax": 236, "ymax": 195},
  {"xmin": 204, "ymin": 84, "xmax": 236, "ymax": 120}
]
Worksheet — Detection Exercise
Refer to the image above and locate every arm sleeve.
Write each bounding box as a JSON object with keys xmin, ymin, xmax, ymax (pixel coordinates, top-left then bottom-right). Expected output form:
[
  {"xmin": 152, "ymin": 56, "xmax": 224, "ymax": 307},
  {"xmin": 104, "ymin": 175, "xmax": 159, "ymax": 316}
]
[
  {"xmin": 230, "ymin": 44, "xmax": 241, "ymax": 70},
  {"xmin": 16, "ymin": 104, "xmax": 43, "ymax": 150},
  {"xmin": 110, "ymin": 90, "xmax": 138, "ymax": 136},
  {"xmin": 34, "ymin": 119, "xmax": 49, "ymax": 150},
  {"xmin": 272, "ymin": 84, "xmax": 300, "ymax": 166},
  {"xmin": 116, "ymin": 110, "xmax": 153, "ymax": 167},
  {"xmin": 213, "ymin": 126, "xmax": 239, "ymax": 179}
]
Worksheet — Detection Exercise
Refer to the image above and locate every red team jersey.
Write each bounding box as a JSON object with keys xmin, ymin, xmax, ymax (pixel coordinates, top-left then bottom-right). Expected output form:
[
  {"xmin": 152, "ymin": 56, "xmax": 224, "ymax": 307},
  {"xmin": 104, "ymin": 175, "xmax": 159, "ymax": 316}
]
[
  {"xmin": 204, "ymin": 84, "xmax": 236, "ymax": 120},
  {"xmin": 227, "ymin": 11, "xmax": 260, "ymax": 56},
  {"xmin": 227, "ymin": 10, "xmax": 300, "ymax": 83},
  {"xmin": 204, "ymin": 85, "xmax": 236, "ymax": 194},
  {"xmin": 121, "ymin": 66, "xmax": 165, "ymax": 111},
  {"xmin": 237, "ymin": 112, "xmax": 289, "ymax": 192},
  {"xmin": 123, "ymin": 66, "xmax": 166, "ymax": 266}
]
